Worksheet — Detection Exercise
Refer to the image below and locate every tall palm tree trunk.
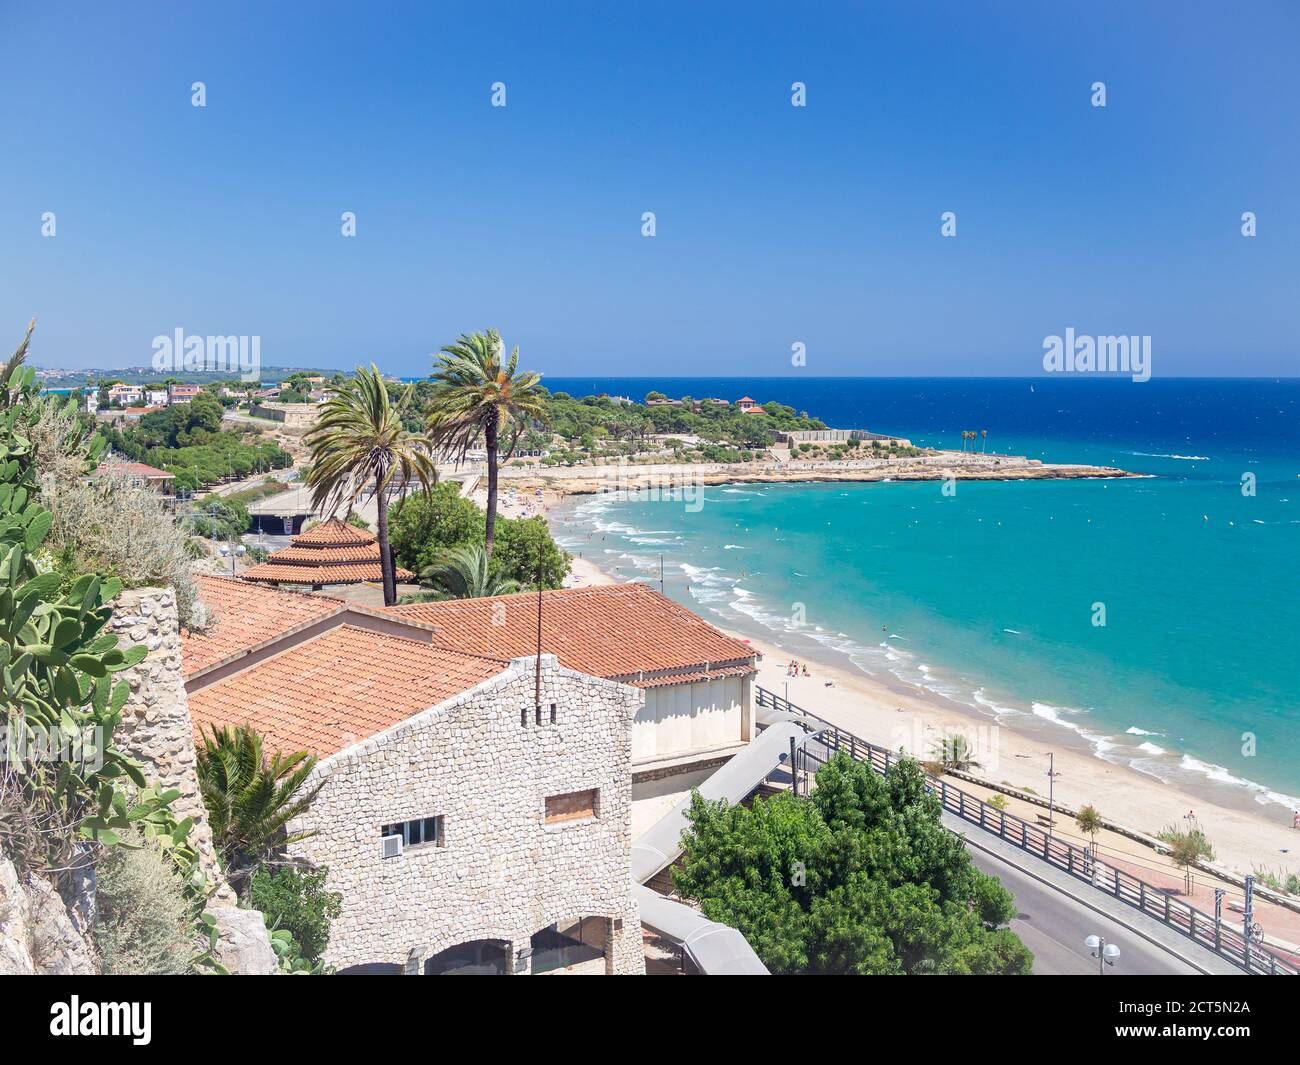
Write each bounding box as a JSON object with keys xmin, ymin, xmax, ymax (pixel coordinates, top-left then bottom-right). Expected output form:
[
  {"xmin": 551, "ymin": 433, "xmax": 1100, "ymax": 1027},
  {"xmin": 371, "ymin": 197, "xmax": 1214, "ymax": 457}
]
[
  {"xmin": 484, "ymin": 417, "xmax": 499, "ymax": 561},
  {"xmin": 376, "ymin": 489, "xmax": 396, "ymax": 606}
]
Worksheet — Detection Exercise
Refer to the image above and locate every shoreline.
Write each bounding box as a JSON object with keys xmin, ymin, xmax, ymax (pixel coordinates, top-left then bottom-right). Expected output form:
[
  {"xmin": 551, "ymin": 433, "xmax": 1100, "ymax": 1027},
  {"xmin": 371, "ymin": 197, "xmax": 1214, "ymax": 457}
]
[
  {"xmin": 560, "ymin": 544, "xmax": 1300, "ymax": 888},
  {"xmin": 493, "ymin": 450, "xmax": 1143, "ymax": 499}
]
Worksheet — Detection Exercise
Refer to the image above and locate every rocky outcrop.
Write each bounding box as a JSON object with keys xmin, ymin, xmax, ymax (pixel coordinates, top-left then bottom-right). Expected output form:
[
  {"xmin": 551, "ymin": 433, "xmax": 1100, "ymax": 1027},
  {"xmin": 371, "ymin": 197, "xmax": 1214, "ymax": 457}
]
[
  {"xmin": 0, "ymin": 858, "xmax": 97, "ymax": 975},
  {"xmin": 209, "ymin": 908, "xmax": 278, "ymax": 975},
  {"xmin": 109, "ymin": 586, "xmax": 236, "ymax": 905}
]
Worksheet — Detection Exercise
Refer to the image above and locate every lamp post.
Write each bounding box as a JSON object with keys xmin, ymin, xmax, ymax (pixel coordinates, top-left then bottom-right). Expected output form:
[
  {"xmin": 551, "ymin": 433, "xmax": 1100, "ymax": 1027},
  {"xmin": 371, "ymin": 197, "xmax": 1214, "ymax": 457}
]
[
  {"xmin": 218, "ymin": 542, "xmax": 247, "ymax": 576},
  {"xmin": 1085, "ymin": 934, "xmax": 1120, "ymax": 974},
  {"xmin": 1046, "ymin": 753, "xmax": 1061, "ymax": 841}
]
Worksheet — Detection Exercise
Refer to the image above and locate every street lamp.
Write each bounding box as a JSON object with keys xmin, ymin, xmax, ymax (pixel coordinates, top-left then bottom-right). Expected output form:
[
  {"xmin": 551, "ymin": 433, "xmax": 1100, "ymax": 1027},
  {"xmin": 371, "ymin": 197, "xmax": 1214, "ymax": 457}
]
[
  {"xmin": 1084, "ymin": 934, "xmax": 1120, "ymax": 974},
  {"xmin": 218, "ymin": 542, "xmax": 247, "ymax": 576}
]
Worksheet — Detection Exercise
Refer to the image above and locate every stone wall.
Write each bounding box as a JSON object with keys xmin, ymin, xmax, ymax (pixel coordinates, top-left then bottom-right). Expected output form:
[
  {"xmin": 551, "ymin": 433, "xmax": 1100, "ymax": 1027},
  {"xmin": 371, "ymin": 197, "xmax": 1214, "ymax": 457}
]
[
  {"xmin": 109, "ymin": 587, "xmax": 234, "ymax": 904},
  {"xmin": 249, "ymin": 402, "xmax": 320, "ymax": 428},
  {"xmin": 290, "ymin": 655, "xmax": 645, "ymax": 975}
]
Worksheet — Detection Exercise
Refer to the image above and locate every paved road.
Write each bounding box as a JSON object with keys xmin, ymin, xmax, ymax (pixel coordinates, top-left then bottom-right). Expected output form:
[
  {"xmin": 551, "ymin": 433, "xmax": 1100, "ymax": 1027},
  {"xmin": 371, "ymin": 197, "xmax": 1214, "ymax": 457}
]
[{"xmin": 969, "ymin": 847, "xmax": 1200, "ymax": 975}]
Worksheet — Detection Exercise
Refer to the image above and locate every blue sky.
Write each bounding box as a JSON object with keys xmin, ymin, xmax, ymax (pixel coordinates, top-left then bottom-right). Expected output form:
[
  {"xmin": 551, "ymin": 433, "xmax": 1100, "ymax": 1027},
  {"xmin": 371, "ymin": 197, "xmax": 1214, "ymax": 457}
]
[{"xmin": 2, "ymin": 1, "xmax": 1297, "ymax": 377}]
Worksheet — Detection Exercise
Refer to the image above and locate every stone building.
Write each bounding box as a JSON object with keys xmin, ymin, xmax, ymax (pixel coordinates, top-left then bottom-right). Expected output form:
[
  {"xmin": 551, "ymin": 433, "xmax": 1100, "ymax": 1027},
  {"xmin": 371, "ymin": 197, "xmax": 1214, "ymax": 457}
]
[
  {"xmin": 388, "ymin": 584, "xmax": 759, "ymax": 787},
  {"xmin": 181, "ymin": 575, "xmax": 645, "ymax": 975},
  {"xmin": 248, "ymin": 401, "xmax": 320, "ymax": 428}
]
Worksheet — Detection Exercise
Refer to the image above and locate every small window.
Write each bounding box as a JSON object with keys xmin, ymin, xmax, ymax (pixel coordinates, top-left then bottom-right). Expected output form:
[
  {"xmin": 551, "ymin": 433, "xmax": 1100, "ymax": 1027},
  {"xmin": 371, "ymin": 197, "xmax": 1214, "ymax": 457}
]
[
  {"xmin": 520, "ymin": 707, "xmax": 528, "ymax": 728},
  {"xmin": 382, "ymin": 816, "xmax": 444, "ymax": 849},
  {"xmin": 535, "ymin": 704, "xmax": 543, "ymax": 726},
  {"xmin": 545, "ymin": 789, "xmax": 598, "ymax": 825},
  {"xmin": 549, "ymin": 703, "xmax": 557, "ymax": 724}
]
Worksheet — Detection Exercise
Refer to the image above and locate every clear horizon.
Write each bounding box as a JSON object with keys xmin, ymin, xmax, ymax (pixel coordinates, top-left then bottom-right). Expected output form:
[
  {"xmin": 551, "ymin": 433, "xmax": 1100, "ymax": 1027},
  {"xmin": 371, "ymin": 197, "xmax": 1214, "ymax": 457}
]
[{"xmin": 4, "ymin": 2, "xmax": 1297, "ymax": 378}]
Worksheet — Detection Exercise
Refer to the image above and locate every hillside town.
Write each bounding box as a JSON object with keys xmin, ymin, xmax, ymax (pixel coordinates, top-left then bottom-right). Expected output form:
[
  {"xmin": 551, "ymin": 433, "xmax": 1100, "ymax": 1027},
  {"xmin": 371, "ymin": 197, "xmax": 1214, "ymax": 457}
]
[{"xmin": 5, "ymin": 320, "xmax": 1296, "ymax": 985}]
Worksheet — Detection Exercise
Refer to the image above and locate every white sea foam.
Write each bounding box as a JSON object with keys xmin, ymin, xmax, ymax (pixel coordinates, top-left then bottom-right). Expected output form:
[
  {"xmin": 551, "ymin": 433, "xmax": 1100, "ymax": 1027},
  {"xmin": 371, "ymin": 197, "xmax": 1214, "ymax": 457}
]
[
  {"xmin": 1126, "ymin": 451, "xmax": 1211, "ymax": 461},
  {"xmin": 1125, "ymin": 726, "xmax": 1162, "ymax": 736}
]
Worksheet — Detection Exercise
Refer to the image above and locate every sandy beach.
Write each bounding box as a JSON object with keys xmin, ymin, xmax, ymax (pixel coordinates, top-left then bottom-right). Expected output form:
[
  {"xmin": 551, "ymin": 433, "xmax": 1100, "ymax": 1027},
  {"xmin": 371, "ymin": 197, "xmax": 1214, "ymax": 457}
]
[{"xmin": 562, "ymin": 552, "xmax": 1300, "ymax": 891}]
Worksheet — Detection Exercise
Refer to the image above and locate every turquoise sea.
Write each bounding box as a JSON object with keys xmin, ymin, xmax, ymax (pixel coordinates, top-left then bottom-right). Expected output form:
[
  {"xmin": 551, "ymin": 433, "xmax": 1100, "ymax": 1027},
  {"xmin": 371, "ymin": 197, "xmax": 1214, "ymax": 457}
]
[{"xmin": 546, "ymin": 378, "xmax": 1300, "ymax": 815}]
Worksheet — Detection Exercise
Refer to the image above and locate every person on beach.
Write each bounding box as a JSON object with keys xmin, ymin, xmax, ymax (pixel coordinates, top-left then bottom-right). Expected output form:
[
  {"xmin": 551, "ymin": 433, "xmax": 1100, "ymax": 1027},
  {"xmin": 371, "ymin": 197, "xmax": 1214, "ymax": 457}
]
[
  {"xmin": 1292, "ymin": 810, "xmax": 1299, "ymax": 830},
  {"xmin": 802, "ymin": 663, "xmax": 811, "ymax": 677}
]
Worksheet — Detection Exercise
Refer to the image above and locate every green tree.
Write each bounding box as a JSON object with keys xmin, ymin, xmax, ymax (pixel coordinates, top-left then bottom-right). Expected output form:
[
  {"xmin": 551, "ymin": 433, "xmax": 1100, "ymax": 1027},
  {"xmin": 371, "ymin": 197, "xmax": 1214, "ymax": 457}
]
[
  {"xmin": 1075, "ymin": 804, "xmax": 1103, "ymax": 858},
  {"xmin": 931, "ymin": 733, "xmax": 981, "ymax": 772},
  {"xmin": 419, "ymin": 543, "xmax": 521, "ymax": 599},
  {"xmin": 388, "ymin": 485, "xmax": 568, "ymax": 590},
  {"xmin": 196, "ymin": 724, "xmax": 324, "ymax": 897},
  {"xmin": 388, "ymin": 482, "xmax": 484, "ymax": 573},
  {"xmin": 1158, "ymin": 823, "xmax": 1215, "ymax": 894},
  {"xmin": 425, "ymin": 330, "xmax": 546, "ymax": 561},
  {"xmin": 672, "ymin": 752, "xmax": 1031, "ymax": 974},
  {"xmin": 249, "ymin": 865, "xmax": 342, "ymax": 965},
  {"xmin": 304, "ymin": 364, "xmax": 436, "ymax": 605},
  {"xmin": 491, "ymin": 516, "xmax": 568, "ymax": 588}
]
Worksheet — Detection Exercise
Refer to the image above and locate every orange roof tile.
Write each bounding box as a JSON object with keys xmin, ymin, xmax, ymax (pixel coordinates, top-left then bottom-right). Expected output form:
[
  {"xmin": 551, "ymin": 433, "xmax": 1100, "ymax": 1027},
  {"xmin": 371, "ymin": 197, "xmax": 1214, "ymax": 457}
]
[
  {"xmin": 187, "ymin": 625, "xmax": 504, "ymax": 757},
  {"xmin": 183, "ymin": 575, "xmax": 343, "ymax": 677},
  {"xmin": 261, "ymin": 544, "xmax": 393, "ymax": 565},
  {"xmin": 239, "ymin": 561, "xmax": 414, "ymax": 585},
  {"xmin": 291, "ymin": 517, "xmax": 376, "ymax": 546},
  {"xmin": 387, "ymin": 584, "xmax": 756, "ymax": 686}
]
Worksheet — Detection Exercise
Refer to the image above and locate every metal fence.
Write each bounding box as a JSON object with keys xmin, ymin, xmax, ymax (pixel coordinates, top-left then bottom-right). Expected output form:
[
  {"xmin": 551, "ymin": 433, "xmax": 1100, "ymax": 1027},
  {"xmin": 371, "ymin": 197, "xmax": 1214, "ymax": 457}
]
[{"xmin": 755, "ymin": 685, "xmax": 1297, "ymax": 976}]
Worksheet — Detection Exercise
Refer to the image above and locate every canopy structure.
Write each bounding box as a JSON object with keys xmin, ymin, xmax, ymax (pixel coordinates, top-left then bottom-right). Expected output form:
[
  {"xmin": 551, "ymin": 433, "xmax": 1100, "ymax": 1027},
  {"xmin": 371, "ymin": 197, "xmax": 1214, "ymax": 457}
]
[
  {"xmin": 634, "ymin": 885, "xmax": 770, "ymax": 975},
  {"xmin": 631, "ymin": 721, "xmax": 805, "ymax": 885},
  {"xmin": 631, "ymin": 722, "xmax": 811, "ymax": 976},
  {"xmin": 240, "ymin": 517, "xmax": 414, "ymax": 588}
]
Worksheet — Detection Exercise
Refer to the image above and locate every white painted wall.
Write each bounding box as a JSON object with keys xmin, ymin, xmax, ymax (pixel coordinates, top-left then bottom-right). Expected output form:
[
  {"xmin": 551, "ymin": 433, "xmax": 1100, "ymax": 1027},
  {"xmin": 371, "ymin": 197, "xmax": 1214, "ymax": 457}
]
[{"xmin": 632, "ymin": 674, "xmax": 746, "ymax": 764}]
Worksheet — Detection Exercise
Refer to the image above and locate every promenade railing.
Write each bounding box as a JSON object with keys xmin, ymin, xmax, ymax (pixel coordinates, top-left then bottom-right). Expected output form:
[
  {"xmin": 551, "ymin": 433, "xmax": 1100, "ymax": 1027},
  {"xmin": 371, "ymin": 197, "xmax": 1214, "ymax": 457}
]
[{"xmin": 755, "ymin": 685, "xmax": 1296, "ymax": 976}]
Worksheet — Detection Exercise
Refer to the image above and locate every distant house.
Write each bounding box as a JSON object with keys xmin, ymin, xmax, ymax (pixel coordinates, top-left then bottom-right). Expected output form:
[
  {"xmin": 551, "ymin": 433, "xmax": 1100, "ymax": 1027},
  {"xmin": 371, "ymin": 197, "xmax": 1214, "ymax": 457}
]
[
  {"xmin": 181, "ymin": 575, "xmax": 645, "ymax": 975},
  {"xmin": 168, "ymin": 384, "xmax": 202, "ymax": 404},
  {"xmin": 82, "ymin": 392, "xmax": 99, "ymax": 415},
  {"xmin": 387, "ymin": 584, "xmax": 758, "ymax": 781},
  {"xmin": 145, "ymin": 388, "xmax": 169, "ymax": 407},
  {"xmin": 107, "ymin": 384, "xmax": 143, "ymax": 406},
  {"xmin": 93, "ymin": 460, "xmax": 175, "ymax": 491},
  {"xmin": 736, "ymin": 396, "xmax": 763, "ymax": 414},
  {"xmin": 703, "ymin": 397, "xmax": 729, "ymax": 406}
]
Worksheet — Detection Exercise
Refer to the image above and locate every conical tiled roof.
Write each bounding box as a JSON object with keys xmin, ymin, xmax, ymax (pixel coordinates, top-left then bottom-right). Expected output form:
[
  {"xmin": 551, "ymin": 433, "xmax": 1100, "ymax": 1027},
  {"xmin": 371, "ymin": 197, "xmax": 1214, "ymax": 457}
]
[
  {"xmin": 241, "ymin": 517, "xmax": 413, "ymax": 587},
  {"xmin": 289, "ymin": 517, "xmax": 376, "ymax": 547}
]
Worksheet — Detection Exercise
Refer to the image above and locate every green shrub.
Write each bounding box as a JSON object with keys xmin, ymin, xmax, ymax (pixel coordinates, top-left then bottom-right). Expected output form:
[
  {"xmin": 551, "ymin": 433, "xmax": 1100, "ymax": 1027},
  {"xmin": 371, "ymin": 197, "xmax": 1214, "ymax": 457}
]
[
  {"xmin": 93, "ymin": 832, "xmax": 198, "ymax": 975},
  {"xmin": 249, "ymin": 865, "xmax": 342, "ymax": 965}
]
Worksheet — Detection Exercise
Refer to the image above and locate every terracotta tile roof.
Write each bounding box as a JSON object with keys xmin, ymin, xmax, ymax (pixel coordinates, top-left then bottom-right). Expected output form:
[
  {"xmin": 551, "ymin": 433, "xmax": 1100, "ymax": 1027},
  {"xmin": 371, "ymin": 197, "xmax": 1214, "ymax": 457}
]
[
  {"xmin": 261, "ymin": 544, "xmax": 393, "ymax": 564},
  {"xmin": 187, "ymin": 625, "xmax": 504, "ymax": 757},
  {"xmin": 636, "ymin": 663, "xmax": 755, "ymax": 688},
  {"xmin": 238, "ymin": 518, "xmax": 410, "ymax": 586},
  {"xmin": 183, "ymin": 575, "xmax": 343, "ymax": 677},
  {"xmin": 239, "ymin": 561, "xmax": 414, "ymax": 585},
  {"xmin": 292, "ymin": 517, "xmax": 376, "ymax": 546},
  {"xmin": 387, "ymin": 584, "xmax": 756, "ymax": 686}
]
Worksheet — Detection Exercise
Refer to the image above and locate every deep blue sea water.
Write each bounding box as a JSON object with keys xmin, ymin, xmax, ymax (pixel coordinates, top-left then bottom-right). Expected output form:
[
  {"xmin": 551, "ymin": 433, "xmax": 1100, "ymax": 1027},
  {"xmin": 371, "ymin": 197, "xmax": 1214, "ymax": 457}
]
[{"xmin": 544, "ymin": 377, "xmax": 1300, "ymax": 812}]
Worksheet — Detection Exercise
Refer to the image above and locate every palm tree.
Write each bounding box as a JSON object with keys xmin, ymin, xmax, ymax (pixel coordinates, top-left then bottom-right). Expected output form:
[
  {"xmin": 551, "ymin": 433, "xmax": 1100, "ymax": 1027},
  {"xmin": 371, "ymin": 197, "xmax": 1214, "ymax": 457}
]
[
  {"xmin": 425, "ymin": 330, "xmax": 546, "ymax": 561},
  {"xmin": 1075, "ymin": 804, "xmax": 1103, "ymax": 860},
  {"xmin": 418, "ymin": 543, "xmax": 522, "ymax": 599},
  {"xmin": 304, "ymin": 364, "xmax": 436, "ymax": 605},
  {"xmin": 931, "ymin": 734, "xmax": 981, "ymax": 772},
  {"xmin": 981, "ymin": 429, "xmax": 988, "ymax": 453},
  {"xmin": 196, "ymin": 725, "xmax": 324, "ymax": 896}
]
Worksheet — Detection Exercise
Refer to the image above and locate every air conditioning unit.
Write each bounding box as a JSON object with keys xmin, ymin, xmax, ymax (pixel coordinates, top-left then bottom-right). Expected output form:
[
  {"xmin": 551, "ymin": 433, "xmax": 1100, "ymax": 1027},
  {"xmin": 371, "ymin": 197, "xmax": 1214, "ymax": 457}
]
[{"xmin": 380, "ymin": 835, "xmax": 403, "ymax": 859}]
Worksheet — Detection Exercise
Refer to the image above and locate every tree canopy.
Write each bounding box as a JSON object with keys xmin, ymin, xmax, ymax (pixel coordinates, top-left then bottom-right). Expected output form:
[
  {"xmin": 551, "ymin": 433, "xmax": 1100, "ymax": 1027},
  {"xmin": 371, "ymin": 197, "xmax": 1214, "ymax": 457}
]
[
  {"xmin": 672, "ymin": 752, "xmax": 1033, "ymax": 975},
  {"xmin": 388, "ymin": 482, "xmax": 568, "ymax": 590}
]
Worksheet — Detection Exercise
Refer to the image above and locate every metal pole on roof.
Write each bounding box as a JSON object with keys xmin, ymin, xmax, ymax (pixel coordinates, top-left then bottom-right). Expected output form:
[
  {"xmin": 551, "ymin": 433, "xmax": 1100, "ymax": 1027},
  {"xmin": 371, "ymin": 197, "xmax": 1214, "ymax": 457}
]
[
  {"xmin": 534, "ymin": 547, "xmax": 543, "ymax": 711},
  {"xmin": 660, "ymin": 554, "xmax": 664, "ymax": 595}
]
